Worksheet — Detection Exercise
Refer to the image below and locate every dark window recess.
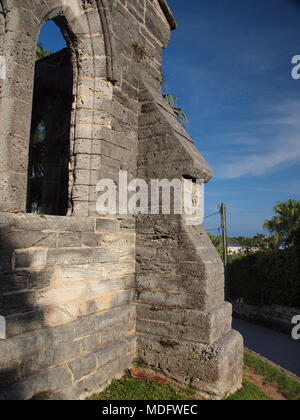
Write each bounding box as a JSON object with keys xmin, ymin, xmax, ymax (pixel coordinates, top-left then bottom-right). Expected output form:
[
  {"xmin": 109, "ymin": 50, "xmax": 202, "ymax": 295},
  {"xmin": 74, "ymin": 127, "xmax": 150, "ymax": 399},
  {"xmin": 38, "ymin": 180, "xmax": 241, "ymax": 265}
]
[{"xmin": 27, "ymin": 28, "xmax": 73, "ymax": 216}]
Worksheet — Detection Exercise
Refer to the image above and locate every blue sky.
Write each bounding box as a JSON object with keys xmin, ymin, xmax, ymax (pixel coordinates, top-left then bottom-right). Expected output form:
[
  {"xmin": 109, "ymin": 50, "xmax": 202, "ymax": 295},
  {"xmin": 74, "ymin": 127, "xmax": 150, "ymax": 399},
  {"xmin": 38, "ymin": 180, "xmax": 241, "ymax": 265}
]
[{"xmin": 39, "ymin": 0, "xmax": 300, "ymax": 236}]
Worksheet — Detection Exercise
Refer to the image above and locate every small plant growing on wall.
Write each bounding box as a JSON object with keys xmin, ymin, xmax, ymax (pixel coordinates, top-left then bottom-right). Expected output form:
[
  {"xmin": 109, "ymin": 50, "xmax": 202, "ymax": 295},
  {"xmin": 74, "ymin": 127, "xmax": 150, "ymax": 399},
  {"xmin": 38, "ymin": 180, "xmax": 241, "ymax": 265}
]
[
  {"xmin": 163, "ymin": 93, "xmax": 188, "ymax": 125},
  {"xmin": 132, "ymin": 40, "xmax": 149, "ymax": 62}
]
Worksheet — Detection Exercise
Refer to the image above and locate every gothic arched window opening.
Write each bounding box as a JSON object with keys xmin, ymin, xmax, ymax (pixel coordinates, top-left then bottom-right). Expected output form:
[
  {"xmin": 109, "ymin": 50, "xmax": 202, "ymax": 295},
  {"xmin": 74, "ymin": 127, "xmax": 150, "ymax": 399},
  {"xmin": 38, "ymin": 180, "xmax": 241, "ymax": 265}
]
[{"xmin": 26, "ymin": 21, "xmax": 73, "ymax": 216}]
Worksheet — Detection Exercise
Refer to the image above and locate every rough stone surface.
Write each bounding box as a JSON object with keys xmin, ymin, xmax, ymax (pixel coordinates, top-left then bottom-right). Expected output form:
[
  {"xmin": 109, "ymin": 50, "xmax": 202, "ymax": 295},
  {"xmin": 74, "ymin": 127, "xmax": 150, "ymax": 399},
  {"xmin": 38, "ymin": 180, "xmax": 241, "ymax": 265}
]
[
  {"xmin": 0, "ymin": 0, "xmax": 243, "ymax": 400},
  {"xmin": 233, "ymin": 302, "xmax": 300, "ymax": 334}
]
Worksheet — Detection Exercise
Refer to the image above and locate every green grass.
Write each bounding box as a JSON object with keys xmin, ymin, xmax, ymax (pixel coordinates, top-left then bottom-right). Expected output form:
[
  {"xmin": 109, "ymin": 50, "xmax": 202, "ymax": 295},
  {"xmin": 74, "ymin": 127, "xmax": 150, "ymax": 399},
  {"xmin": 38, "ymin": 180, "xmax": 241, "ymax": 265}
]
[
  {"xmin": 88, "ymin": 353, "xmax": 300, "ymax": 401},
  {"xmin": 226, "ymin": 380, "xmax": 271, "ymax": 401},
  {"xmin": 88, "ymin": 373, "xmax": 197, "ymax": 401},
  {"xmin": 88, "ymin": 376, "xmax": 271, "ymax": 401},
  {"xmin": 244, "ymin": 352, "xmax": 300, "ymax": 400}
]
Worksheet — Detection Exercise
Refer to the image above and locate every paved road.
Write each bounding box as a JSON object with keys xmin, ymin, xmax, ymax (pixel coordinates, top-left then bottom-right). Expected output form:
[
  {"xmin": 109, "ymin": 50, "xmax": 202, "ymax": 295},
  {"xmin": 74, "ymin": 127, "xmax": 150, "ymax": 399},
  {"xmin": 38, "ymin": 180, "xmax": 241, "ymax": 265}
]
[{"xmin": 233, "ymin": 318, "xmax": 300, "ymax": 377}]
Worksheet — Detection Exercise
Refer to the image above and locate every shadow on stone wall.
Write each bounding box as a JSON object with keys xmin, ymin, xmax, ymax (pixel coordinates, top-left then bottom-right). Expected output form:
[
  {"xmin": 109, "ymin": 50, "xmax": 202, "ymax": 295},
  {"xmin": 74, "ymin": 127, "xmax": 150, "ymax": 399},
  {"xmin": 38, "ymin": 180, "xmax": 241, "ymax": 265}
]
[
  {"xmin": 0, "ymin": 230, "xmax": 58, "ymax": 400},
  {"xmin": 0, "ymin": 47, "xmax": 74, "ymax": 398}
]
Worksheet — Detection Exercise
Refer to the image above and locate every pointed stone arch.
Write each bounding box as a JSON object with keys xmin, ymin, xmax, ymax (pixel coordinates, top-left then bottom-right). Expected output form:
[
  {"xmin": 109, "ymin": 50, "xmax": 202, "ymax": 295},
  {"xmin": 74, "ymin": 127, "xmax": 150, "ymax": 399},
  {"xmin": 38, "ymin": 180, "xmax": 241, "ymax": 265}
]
[{"xmin": 0, "ymin": 0, "xmax": 116, "ymax": 214}]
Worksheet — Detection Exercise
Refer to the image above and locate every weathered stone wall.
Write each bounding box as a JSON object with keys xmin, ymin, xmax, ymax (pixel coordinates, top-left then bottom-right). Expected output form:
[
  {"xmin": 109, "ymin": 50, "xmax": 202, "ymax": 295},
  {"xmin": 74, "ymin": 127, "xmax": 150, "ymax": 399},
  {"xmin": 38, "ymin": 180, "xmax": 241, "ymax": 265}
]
[
  {"xmin": 0, "ymin": 213, "xmax": 136, "ymax": 399},
  {"xmin": 0, "ymin": 0, "xmax": 243, "ymax": 400},
  {"xmin": 135, "ymin": 82, "xmax": 243, "ymax": 399},
  {"xmin": 233, "ymin": 301, "xmax": 300, "ymax": 335},
  {"xmin": 0, "ymin": 0, "xmax": 169, "ymax": 400}
]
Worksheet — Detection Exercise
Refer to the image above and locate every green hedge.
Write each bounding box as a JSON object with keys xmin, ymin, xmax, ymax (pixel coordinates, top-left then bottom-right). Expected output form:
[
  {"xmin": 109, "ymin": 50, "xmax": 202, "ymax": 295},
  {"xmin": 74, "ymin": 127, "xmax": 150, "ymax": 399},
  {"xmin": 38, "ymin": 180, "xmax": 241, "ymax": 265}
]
[{"xmin": 228, "ymin": 245, "xmax": 300, "ymax": 308}]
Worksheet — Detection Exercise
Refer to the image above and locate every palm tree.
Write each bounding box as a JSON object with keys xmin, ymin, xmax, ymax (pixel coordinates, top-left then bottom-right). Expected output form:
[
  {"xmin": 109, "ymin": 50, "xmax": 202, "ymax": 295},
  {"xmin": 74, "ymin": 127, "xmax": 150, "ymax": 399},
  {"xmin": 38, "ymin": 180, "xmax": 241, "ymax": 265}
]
[
  {"xmin": 266, "ymin": 233, "xmax": 283, "ymax": 250},
  {"xmin": 264, "ymin": 200, "xmax": 300, "ymax": 247},
  {"xmin": 36, "ymin": 43, "xmax": 51, "ymax": 61}
]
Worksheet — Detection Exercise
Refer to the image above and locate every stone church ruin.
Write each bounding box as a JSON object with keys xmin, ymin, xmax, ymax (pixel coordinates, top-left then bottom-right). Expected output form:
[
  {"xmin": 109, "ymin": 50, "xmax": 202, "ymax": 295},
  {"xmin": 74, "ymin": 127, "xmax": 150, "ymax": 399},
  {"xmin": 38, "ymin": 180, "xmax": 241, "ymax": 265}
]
[{"xmin": 0, "ymin": 0, "xmax": 243, "ymax": 400}]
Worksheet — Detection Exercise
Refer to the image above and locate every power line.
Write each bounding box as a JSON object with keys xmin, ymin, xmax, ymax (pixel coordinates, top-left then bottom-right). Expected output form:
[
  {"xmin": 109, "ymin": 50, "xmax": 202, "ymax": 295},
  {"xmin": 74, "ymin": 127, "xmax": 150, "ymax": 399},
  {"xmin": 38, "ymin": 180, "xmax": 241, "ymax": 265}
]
[
  {"xmin": 204, "ymin": 211, "xmax": 221, "ymax": 220},
  {"xmin": 206, "ymin": 227, "xmax": 221, "ymax": 232}
]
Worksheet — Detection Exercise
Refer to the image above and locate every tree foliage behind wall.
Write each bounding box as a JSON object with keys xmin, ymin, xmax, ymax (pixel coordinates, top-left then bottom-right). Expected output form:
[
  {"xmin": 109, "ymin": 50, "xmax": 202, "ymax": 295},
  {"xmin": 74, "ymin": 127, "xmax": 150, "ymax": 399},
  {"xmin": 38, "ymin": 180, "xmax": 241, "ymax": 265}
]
[
  {"xmin": 36, "ymin": 43, "xmax": 51, "ymax": 61},
  {"xmin": 228, "ymin": 241, "xmax": 300, "ymax": 308},
  {"xmin": 208, "ymin": 233, "xmax": 223, "ymax": 259},
  {"xmin": 264, "ymin": 199, "xmax": 300, "ymax": 248}
]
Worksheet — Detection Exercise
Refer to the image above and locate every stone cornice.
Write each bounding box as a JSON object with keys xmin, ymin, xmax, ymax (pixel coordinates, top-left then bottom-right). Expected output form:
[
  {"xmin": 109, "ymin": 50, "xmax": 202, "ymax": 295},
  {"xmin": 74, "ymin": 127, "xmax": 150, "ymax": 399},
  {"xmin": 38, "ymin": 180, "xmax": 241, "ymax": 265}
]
[{"xmin": 158, "ymin": 0, "xmax": 177, "ymax": 30}]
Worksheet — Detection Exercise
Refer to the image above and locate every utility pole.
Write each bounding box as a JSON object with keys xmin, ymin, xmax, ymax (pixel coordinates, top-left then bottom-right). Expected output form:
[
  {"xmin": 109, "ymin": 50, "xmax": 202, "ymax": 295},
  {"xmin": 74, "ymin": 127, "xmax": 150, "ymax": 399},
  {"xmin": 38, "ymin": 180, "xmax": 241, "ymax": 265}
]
[
  {"xmin": 220, "ymin": 203, "xmax": 229, "ymax": 299},
  {"xmin": 220, "ymin": 203, "xmax": 228, "ymax": 268}
]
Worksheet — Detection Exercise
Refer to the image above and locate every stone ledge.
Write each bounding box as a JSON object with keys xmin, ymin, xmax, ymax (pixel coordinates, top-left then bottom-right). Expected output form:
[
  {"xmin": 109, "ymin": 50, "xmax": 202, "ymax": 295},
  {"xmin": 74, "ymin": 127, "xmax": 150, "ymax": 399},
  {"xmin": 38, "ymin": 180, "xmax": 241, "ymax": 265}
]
[
  {"xmin": 157, "ymin": 0, "xmax": 177, "ymax": 30},
  {"xmin": 232, "ymin": 301, "xmax": 300, "ymax": 335},
  {"xmin": 0, "ymin": 212, "xmax": 95, "ymax": 233},
  {"xmin": 136, "ymin": 302, "xmax": 232, "ymax": 345}
]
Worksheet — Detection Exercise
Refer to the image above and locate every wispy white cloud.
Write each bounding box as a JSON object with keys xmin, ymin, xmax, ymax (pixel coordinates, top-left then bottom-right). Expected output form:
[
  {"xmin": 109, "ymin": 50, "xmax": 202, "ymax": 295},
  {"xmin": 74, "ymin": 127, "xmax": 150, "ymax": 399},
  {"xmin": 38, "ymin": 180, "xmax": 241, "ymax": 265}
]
[
  {"xmin": 250, "ymin": 179, "xmax": 300, "ymax": 195},
  {"xmin": 247, "ymin": 118, "xmax": 300, "ymax": 126},
  {"xmin": 247, "ymin": 100, "xmax": 300, "ymax": 126},
  {"xmin": 213, "ymin": 100, "xmax": 300, "ymax": 179}
]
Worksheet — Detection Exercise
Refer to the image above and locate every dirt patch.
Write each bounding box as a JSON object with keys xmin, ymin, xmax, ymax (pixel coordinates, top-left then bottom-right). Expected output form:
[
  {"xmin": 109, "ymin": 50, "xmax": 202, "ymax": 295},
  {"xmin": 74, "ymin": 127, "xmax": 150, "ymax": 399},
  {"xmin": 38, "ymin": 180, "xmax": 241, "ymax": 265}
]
[
  {"xmin": 130, "ymin": 368, "xmax": 170, "ymax": 384},
  {"xmin": 244, "ymin": 366, "xmax": 287, "ymax": 401},
  {"xmin": 130, "ymin": 366, "xmax": 287, "ymax": 401},
  {"xmin": 129, "ymin": 368, "xmax": 205, "ymax": 400}
]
